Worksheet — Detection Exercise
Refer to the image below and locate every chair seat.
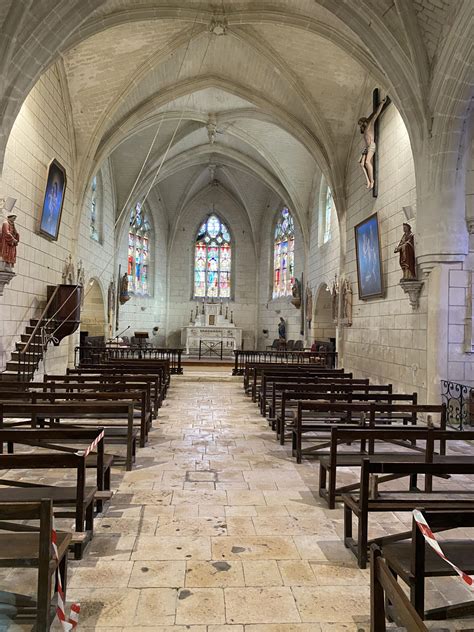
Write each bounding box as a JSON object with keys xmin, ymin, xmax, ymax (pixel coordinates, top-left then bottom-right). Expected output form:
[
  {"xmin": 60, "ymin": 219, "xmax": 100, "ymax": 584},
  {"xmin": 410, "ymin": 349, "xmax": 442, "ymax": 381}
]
[{"xmin": 0, "ymin": 532, "xmax": 71, "ymax": 565}]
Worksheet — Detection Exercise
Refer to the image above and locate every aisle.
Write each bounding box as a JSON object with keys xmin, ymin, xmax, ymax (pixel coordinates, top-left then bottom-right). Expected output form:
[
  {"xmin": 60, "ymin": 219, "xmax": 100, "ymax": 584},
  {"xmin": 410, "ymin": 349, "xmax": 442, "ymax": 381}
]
[{"xmin": 66, "ymin": 376, "xmax": 471, "ymax": 631}]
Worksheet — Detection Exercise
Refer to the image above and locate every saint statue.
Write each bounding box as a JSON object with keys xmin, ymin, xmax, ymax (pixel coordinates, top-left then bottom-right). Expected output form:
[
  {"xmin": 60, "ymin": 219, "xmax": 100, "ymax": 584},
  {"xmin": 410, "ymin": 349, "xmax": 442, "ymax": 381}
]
[
  {"xmin": 305, "ymin": 285, "xmax": 313, "ymax": 328},
  {"xmin": 278, "ymin": 317, "xmax": 286, "ymax": 342},
  {"xmin": 0, "ymin": 214, "xmax": 20, "ymax": 268},
  {"xmin": 77, "ymin": 259, "xmax": 85, "ymax": 286},
  {"xmin": 394, "ymin": 223, "xmax": 416, "ymax": 280},
  {"xmin": 291, "ymin": 278, "xmax": 301, "ymax": 308},
  {"xmin": 341, "ymin": 279, "xmax": 353, "ymax": 326},
  {"xmin": 62, "ymin": 254, "xmax": 74, "ymax": 284},
  {"xmin": 119, "ymin": 272, "xmax": 130, "ymax": 304},
  {"xmin": 331, "ymin": 276, "xmax": 339, "ymax": 323},
  {"xmin": 358, "ymin": 96, "xmax": 387, "ymax": 190},
  {"xmin": 107, "ymin": 280, "xmax": 116, "ymax": 325}
]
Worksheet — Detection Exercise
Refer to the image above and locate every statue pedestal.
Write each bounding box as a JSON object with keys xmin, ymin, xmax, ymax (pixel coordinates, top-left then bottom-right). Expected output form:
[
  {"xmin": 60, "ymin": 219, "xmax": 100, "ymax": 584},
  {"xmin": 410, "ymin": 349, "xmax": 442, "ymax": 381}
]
[
  {"xmin": 0, "ymin": 260, "xmax": 15, "ymax": 296},
  {"xmin": 400, "ymin": 279, "xmax": 424, "ymax": 310}
]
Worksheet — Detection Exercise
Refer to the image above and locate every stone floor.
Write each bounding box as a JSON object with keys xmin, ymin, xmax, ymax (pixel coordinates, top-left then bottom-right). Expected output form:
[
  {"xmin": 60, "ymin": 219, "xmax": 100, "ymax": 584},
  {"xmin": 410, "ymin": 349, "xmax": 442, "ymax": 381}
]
[{"xmin": 2, "ymin": 373, "xmax": 474, "ymax": 630}]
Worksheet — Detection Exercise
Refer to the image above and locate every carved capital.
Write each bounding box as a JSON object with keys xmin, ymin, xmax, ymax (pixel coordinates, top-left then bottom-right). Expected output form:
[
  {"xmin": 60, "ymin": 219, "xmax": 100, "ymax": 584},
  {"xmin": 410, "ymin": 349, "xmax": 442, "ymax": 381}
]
[{"xmin": 399, "ymin": 279, "xmax": 424, "ymax": 310}]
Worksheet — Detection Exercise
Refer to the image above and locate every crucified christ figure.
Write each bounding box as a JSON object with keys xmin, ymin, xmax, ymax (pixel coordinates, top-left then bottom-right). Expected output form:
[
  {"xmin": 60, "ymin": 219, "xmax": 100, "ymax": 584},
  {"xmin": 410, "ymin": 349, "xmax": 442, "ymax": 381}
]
[{"xmin": 358, "ymin": 96, "xmax": 387, "ymax": 190}]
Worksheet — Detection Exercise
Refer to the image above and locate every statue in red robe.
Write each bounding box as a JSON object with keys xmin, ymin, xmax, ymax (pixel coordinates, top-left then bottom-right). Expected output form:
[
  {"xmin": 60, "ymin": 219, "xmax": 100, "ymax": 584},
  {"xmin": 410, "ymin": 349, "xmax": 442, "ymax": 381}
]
[{"xmin": 0, "ymin": 214, "xmax": 19, "ymax": 267}]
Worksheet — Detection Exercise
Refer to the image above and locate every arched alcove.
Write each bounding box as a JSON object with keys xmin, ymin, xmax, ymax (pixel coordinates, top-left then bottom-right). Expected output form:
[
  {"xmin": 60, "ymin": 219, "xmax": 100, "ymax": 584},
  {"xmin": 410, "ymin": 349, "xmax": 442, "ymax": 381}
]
[
  {"xmin": 312, "ymin": 283, "xmax": 336, "ymax": 343},
  {"xmin": 81, "ymin": 278, "xmax": 106, "ymax": 338}
]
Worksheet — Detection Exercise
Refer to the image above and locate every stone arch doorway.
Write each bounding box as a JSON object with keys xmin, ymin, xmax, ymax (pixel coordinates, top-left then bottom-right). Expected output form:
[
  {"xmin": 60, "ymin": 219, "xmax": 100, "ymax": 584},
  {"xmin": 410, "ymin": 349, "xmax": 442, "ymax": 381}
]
[
  {"xmin": 81, "ymin": 278, "xmax": 106, "ymax": 339},
  {"xmin": 312, "ymin": 283, "xmax": 336, "ymax": 344}
]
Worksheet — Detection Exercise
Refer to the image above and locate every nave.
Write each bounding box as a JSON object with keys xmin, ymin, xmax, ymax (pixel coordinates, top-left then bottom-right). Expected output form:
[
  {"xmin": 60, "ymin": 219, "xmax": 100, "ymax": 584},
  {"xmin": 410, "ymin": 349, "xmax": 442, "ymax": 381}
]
[{"xmin": 3, "ymin": 370, "xmax": 471, "ymax": 631}]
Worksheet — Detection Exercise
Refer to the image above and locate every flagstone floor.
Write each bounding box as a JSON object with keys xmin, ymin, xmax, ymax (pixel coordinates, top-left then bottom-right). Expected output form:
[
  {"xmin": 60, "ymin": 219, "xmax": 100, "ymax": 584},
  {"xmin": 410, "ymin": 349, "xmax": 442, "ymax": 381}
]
[{"xmin": 3, "ymin": 373, "xmax": 474, "ymax": 631}]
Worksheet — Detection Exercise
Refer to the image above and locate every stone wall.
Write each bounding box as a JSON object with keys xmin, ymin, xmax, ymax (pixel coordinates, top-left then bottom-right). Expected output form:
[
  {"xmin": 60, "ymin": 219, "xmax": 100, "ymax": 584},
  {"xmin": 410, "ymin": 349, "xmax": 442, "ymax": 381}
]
[
  {"xmin": 341, "ymin": 99, "xmax": 427, "ymax": 399},
  {"xmin": 0, "ymin": 64, "xmax": 75, "ymax": 374}
]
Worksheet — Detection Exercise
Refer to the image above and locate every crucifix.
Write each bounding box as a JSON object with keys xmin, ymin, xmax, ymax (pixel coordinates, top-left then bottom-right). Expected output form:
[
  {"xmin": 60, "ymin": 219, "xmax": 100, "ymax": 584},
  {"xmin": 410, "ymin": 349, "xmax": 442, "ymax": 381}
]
[{"xmin": 357, "ymin": 88, "xmax": 391, "ymax": 197}]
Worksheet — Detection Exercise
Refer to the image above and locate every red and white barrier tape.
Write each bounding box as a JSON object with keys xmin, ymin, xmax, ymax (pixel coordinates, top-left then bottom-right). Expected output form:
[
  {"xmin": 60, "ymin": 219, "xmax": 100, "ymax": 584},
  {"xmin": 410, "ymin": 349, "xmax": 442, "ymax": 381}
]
[
  {"xmin": 52, "ymin": 520, "xmax": 80, "ymax": 630},
  {"xmin": 412, "ymin": 509, "xmax": 473, "ymax": 588},
  {"xmin": 81, "ymin": 430, "xmax": 105, "ymax": 458}
]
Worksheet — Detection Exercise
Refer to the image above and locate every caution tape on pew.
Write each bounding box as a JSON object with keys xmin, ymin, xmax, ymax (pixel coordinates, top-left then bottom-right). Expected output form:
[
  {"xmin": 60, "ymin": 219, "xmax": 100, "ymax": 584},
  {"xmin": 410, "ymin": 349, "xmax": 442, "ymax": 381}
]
[
  {"xmin": 52, "ymin": 519, "xmax": 80, "ymax": 630},
  {"xmin": 81, "ymin": 429, "xmax": 105, "ymax": 458},
  {"xmin": 412, "ymin": 509, "xmax": 474, "ymax": 588}
]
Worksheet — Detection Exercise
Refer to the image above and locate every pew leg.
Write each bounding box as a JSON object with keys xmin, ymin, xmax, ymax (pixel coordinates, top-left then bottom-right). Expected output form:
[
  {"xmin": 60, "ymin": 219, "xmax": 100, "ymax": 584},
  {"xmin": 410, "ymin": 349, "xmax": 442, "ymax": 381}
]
[
  {"xmin": 409, "ymin": 473, "xmax": 418, "ymax": 491},
  {"xmin": 328, "ymin": 465, "xmax": 337, "ymax": 510},
  {"xmin": 280, "ymin": 419, "xmax": 286, "ymax": 446},
  {"xmin": 319, "ymin": 463, "xmax": 327, "ymax": 500},
  {"xmin": 343, "ymin": 503, "xmax": 353, "ymax": 546},
  {"xmin": 37, "ymin": 560, "xmax": 53, "ymax": 630},
  {"xmin": 411, "ymin": 573, "xmax": 425, "ymax": 619},
  {"xmin": 7, "ymin": 442, "xmax": 13, "ymax": 454},
  {"xmin": 385, "ymin": 568, "xmax": 398, "ymax": 623},
  {"xmin": 292, "ymin": 431, "xmax": 297, "ymax": 457},
  {"xmin": 358, "ymin": 511, "xmax": 369, "ymax": 569}
]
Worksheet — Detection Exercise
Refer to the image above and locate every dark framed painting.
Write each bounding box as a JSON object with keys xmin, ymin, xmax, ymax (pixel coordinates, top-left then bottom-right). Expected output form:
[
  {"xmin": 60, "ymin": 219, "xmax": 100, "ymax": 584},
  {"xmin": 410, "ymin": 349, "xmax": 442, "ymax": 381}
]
[
  {"xmin": 39, "ymin": 159, "xmax": 67, "ymax": 241},
  {"xmin": 354, "ymin": 212, "xmax": 384, "ymax": 299}
]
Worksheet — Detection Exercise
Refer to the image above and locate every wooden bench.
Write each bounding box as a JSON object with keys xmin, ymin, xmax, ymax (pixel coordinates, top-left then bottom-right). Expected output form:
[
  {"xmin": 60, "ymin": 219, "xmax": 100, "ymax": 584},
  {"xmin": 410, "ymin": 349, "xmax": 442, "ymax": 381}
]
[
  {"xmin": 319, "ymin": 426, "xmax": 474, "ymax": 508},
  {"xmin": 0, "ymin": 401, "xmax": 137, "ymax": 471},
  {"xmin": 0, "ymin": 499, "xmax": 71, "ymax": 629},
  {"xmin": 249, "ymin": 365, "xmax": 347, "ymax": 402},
  {"xmin": 0, "ymin": 446, "xmax": 98, "ymax": 559},
  {"xmin": 343, "ymin": 459, "xmax": 474, "ymax": 568},
  {"xmin": 370, "ymin": 544, "xmax": 427, "ymax": 631},
  {"xmin": 293, "ymin": 402, "xmax": 446, "ymax": 463},
  {"xmin": 278, "ymin": 391, "xmax": 416, "ymax": 444},
  {"xmin": 383, "ymin": 509, "xmax": 474, "ymax": 620},
  {"xmin": 1, "ymin": 427, "xmax": 113, "ymax": 513}
]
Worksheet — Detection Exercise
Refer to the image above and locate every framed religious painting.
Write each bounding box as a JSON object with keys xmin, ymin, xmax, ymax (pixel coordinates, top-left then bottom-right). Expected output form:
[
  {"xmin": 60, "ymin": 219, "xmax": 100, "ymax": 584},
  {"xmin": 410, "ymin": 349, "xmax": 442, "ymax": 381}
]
[
  {"xmin": 39, "ymin": 159, "xmax": 67, "ymax": 241},
  {"xmin": 354, "ymin": 212, "xmax": 384, "ymax": 300}
]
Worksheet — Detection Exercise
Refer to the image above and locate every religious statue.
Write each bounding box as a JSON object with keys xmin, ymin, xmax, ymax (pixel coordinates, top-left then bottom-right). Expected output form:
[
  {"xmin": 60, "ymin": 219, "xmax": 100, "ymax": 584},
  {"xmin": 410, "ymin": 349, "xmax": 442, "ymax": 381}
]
[
  {"xmin": 107, "ymin": 280, "xmax": 116, "ymax": 325},
  {"xmin": 291, "ymin": 278, "xmax": 301, "ymax": 308},
  {"xmin": 119, "ymin": 272, "xmax": 130, "ymax": 304},
  {"xmin": 77, "ymin": 259, "xmax": 85, "ymax": 286},
  {"xmin": 0, "ymin": 214, "xmax": 20, "ymax": 268},
  {"xmin": 62, "ymin": 254, "xmax": 74, "ymax": 284},
  {"xmin": 305, "ymin": 285, "xmax": 313, "ymax": 329},
  {"xmin": 278, "ymin": 317, "xmax": 286, "ymax": 342},
  {"xmin": 394, "ymin": 223, "xmax": 417, "ymax": 280},
  {"xmin": 341, "ymin": 278, "xmax": 353, "ymax": 326},
  {"xmin": 331, "ymin": 275, "xmax": 339, "ymax": 323},
  {"xmin": 358, "ymin": 96, "xmax": 387, "ymax": 190}
]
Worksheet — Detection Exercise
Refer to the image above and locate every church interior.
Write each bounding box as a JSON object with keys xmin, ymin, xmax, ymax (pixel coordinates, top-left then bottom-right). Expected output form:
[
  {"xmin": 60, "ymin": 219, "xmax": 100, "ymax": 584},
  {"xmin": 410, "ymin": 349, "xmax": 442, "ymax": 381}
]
[{"xmin": 0, "ymin": 0, "xmax": 473, "ymax": 629}]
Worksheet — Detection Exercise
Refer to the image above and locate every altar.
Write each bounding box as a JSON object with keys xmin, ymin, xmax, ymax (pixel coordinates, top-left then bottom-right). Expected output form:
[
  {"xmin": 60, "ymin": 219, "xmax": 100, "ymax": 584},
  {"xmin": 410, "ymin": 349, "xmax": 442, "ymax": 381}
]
[{"xmin": 181, "ymin": 302, "xmax": 242, "ymax": 356}]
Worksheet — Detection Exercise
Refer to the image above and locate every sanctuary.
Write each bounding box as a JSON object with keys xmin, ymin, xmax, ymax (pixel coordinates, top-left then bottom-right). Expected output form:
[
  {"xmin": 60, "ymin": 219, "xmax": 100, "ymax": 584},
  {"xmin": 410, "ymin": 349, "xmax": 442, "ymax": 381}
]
[{"xmin": 182, "ymin": 301, "xmax": 242, "ymax": 356}]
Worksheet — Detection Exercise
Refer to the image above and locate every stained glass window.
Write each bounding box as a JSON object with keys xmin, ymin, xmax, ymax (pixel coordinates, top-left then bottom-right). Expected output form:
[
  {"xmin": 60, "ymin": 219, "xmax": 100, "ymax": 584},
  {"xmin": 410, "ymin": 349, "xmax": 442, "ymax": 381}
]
[
  {"xmin": 194, "ymin": 214, "xmax": 231, "ymax": 298},
  {"xmin": 90, "ymin": 175, "xmax": 100, "ymax": 242},
  {"xmin": 273, "ymin": 207, "xmax": 295, "ymax": 299},
  {"xmin": 323, "ymin": 187, "xmax": 333, "ymax": 244},
  {"xmin": 128, "ymin": 203, "xmax": 151, "ymax": 296}
]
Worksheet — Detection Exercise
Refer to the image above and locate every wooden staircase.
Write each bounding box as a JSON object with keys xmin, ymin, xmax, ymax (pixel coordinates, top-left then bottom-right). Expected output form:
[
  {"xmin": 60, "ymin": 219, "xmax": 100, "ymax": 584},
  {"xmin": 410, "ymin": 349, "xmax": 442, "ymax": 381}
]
[{"xmin": 0, "ymin": 318, "xmax": 47, "ymax": 381}]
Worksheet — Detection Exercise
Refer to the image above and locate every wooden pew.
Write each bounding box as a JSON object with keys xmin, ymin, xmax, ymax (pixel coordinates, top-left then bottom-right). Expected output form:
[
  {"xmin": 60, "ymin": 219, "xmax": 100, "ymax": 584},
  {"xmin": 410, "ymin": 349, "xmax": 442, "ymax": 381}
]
[
  {"xmin": 0, "ymin": 443, "xmax": 98, "ymax": 559},
  {"xmin": 383, "ymin": 509, "xmax": 474, "ymax": 620},
  {"xmin": 248, "ymin": 365, "xmax": 346, "ymax": 402},
  {"xmin": 1, "ymin": 427, "xmax": 112, "ymax": 513},
  {"xmin": 370, "ymin": 545, "xmax": 427, "ymax": 631},
  {"xmin": 343, "ymin": 459, "xmax": 474, "ymax": 568},
  {"xmin": 293, "ymin": 402, "xmax": 446, "ymax": 463},
  {"xmin": 319, "ymin": 426, "xmax": 474, "ymax": 508},
  {"xmin": 0, "ymin": 499, "xmax": 72, "ymax": 630},
  {"xmin": 242, "ymin": 362, "xmax": 342, "ymax": 396},
  {"xmin": 0, "ymin": 401, "xmax": 137, "ymax": 471},
  {"xmin": 277, "ymin": 390, "xmax": 413, "ymax": 444}
]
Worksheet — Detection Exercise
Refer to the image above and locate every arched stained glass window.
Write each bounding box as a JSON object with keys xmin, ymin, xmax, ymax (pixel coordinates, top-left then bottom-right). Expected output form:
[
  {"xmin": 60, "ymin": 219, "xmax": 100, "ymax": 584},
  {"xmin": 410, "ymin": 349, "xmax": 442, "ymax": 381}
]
[
  {"xmin": 323, "ymin": 187, "xmax": 334, "ymax": 244},
  {"xmin": 128, "ymin": 203, "xmax": 151, "ymax": 295},
  {"xmin": 194, "ymin": 214, "xmax": 231, "ymax": 298},
  {"xmin": 273, "ymin": 207, "xmax": 295, "ymax": 299},
  {"xmin": 90, "ymin": 175, "xmax": 100, "ymax": 242}
]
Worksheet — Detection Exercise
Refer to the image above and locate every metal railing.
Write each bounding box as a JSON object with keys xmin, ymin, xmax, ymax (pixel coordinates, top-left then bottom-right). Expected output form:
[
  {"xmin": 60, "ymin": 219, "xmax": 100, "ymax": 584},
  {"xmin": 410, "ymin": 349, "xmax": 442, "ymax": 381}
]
[
  {"xmin": 441, "ymin": 379, "xmax": 474, "ymax": 429},
  {"xmin": 75, "ymin": 346, "xmax": 184, "ymax": 374},
  {"xmin": 232, "ymin": 349, "xmax": 338, "ymax": 375},
  {"xmin": 199, "ymin": 340, "xmax": 223, "ymax": 360},
  {"xmin": 16, "ymin": 286, "xmax": 60, "ymax": 381}
]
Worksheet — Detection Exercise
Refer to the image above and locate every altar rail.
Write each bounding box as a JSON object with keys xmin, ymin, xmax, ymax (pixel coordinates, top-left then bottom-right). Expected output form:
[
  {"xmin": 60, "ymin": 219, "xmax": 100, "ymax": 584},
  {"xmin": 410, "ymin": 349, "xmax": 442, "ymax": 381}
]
[
  {"xmin": 232, "ymin": 350, "xmax": 338, "ymax": 375},
  {"xmin": 441, "ymin": 379, "xmax": 474, "ymax": 429},
  {"xmin": 75, "ymin": 346, "xmax": 184, "ymax": 374}
]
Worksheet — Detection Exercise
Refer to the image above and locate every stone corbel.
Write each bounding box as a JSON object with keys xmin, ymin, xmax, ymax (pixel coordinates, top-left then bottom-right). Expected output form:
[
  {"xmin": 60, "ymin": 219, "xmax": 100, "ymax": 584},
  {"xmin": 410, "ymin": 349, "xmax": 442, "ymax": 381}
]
[
  {"xmin": 399, "ymin": 279, "xmax": 424, "ymax": 310},
  {"xmin": 0, "ymin": 261, "xmax": 15, "ymax": 296}
]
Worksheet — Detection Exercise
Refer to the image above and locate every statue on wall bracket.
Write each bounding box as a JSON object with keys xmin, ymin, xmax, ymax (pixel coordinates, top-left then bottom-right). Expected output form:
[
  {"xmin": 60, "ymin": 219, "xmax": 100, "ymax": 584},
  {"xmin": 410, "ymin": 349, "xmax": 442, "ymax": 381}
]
[
  {"xmin": 0, "ymin": 198, "xmax": 19, "ymax": 296},
  {"xmin": 291, "ymin": 278, "xmax": 302, "ymax": 309},
  {"xmin": 341, "ymin": 278, "xmax": 353, "ymax": 327},
  {"xmin": 394, "ymin": 223, "xmax": 417, "ymax": 280}
]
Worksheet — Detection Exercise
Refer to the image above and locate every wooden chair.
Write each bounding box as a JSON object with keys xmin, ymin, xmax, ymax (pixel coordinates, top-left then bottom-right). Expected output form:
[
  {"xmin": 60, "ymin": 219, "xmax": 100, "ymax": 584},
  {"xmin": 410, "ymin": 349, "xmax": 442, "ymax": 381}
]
[
  {"xmin": 0, "ymin": 498, "xmax": 71, "ymax": 630},
  {"xmin": 370, "ymin": 545, "xmax": 427, "ymax": 631}
]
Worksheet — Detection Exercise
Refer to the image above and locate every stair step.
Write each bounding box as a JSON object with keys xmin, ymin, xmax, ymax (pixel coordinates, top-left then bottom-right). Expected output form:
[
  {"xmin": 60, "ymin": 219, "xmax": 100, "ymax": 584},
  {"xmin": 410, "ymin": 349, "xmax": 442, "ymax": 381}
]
[
  {"xmin": 16, "ymin": 342, "xmax": 43, "ymax": 351},
  {"xmin": 0, "ymin": 371, "xmax": 23, "ymax": 382},
  {"xmin": 21, "ymin": 333, "xmax": 42, "ymax": 343},
  {"xmin": 6, "ymin": 361, "xmax": 38, "ymax": 373},
  {"xmin": 11, "ymin": 351, "xmax": 41, "ymax": 361}
]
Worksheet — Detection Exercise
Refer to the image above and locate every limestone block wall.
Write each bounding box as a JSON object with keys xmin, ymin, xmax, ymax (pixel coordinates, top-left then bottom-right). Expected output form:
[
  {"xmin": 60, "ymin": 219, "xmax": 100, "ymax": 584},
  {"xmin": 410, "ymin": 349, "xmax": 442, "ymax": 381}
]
[
  {"xmin": 341, "ymin": 101, "xmax": 428, "ymax": 399},
  {"xmin": 116, "ymin": 199, "xmax": 168, "ymax": 346},
  {"xmin": 166, "ymin": 189, "xmax": 257, "ymax": 350},
  {"xmin": 257, "ymin": 207, "xmax": 305, "ymax": 350},
  {"xmin": 0, "ymin": 65, "xmax": 76, "ymax": 374},
  {"xmin": 77, "ymin": 160, "xmax": 116, "ymax": 339},
  {"xmin": 307, "ymin": 177, "xmax": 340, "ymax": 344}
]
